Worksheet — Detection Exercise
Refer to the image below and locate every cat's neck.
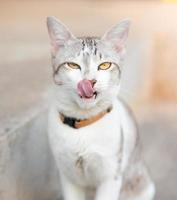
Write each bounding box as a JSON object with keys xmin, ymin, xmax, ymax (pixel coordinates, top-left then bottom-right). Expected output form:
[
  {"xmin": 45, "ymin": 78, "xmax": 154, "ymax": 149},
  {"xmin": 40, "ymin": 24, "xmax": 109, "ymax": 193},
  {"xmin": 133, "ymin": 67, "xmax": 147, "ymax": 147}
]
[{"xmin": 52, "ymin": 90, "xmax": 114, "ymax": 120}]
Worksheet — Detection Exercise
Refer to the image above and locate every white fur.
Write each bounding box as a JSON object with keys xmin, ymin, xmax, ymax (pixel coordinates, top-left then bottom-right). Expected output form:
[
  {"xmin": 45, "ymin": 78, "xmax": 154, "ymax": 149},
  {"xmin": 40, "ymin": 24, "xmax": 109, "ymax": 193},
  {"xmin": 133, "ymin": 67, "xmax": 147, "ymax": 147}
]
[
  {"xmin": 48, "ymin": 98, "xmax": 154, "ymax": 200},
  {"xmin": 48, "ymin": 99, "xmax": 122, "ymax": 187},
  {"xmin": 47, "ymin": 16, "xmax": 155, "ymax": 200}
]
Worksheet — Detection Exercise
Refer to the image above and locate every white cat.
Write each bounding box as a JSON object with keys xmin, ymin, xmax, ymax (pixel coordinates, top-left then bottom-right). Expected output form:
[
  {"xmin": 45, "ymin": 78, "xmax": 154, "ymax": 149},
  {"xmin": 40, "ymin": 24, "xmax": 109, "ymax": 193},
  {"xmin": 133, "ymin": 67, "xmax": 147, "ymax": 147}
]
[{"xmin": 46, "ymin": 16, "xmax": 155, "ymax": 200}]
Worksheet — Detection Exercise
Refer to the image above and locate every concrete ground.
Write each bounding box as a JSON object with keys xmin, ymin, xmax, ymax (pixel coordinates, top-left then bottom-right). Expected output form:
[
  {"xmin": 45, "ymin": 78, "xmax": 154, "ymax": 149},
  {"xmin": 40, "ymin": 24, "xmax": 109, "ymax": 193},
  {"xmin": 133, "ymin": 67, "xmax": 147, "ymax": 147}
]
[{"xmin": 139, "ymin": 107, "xmax": 177, "ymax": 200}]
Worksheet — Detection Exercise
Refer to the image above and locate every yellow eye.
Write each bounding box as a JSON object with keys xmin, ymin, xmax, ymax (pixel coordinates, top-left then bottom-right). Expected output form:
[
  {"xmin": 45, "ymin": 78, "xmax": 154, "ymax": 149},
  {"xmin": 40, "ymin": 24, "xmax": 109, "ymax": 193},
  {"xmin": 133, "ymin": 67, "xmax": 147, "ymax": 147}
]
[
  {"xmin": 98, "ymin": 62, "xmax": 112, "ymax": 70},
  {"xmin": 67, "ymin": 62, "xmax": 80, "ymax": 69}
]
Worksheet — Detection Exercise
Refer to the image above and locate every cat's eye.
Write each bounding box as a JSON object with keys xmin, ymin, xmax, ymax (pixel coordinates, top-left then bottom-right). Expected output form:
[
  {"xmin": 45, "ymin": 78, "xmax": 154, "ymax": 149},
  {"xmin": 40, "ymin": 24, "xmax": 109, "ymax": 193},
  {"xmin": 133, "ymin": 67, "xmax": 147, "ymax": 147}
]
[
  {"xmin": 67, "ymin": 62, "xmax": 81, "ymax": 70},
  {"xmin": 98, "ymin": 62, "xmax": 112, "ymax": 70}
]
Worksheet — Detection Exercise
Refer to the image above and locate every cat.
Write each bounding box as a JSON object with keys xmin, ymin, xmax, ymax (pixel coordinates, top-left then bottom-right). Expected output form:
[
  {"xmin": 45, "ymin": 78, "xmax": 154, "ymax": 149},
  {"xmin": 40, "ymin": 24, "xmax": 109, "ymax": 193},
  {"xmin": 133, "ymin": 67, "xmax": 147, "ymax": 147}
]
[{"xmin": 46, "ymin": 16, "xmax": 155, "ymax": 200}]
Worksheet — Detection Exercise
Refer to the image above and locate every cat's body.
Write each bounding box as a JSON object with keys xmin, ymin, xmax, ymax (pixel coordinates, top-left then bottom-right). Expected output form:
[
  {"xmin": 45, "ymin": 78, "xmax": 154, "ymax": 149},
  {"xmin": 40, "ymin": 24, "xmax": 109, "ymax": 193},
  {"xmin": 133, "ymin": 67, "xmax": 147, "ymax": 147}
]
[{"xmin": 47, "ymin": 17, "xmax": 155, "ymax": 200}]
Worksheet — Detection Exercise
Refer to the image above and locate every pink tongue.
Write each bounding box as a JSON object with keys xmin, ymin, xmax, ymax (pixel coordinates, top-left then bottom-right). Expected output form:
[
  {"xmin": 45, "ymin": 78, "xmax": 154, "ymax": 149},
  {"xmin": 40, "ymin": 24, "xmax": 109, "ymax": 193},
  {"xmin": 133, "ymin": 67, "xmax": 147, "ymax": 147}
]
[{"xmin": 77, "ymin": 79, "xmax": 94, "ymax": 98}]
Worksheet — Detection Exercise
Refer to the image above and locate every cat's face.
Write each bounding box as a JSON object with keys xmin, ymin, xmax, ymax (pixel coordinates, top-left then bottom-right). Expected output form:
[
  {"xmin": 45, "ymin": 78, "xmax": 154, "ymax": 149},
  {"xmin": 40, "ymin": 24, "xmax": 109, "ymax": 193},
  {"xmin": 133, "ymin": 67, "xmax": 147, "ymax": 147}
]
[{"xmin": 47, "ymin": 17, "xmax": 130, "ymax": 109}]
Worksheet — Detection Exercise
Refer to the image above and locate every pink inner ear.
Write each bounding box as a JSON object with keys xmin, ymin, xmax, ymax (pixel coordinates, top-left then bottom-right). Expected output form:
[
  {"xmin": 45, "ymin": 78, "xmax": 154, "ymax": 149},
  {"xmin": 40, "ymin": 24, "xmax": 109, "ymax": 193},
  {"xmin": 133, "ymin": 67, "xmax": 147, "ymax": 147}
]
[
  {"xmin": 115, "ymin": 45, "xmax": 123, "ymax": 53},
  {"xmin": 115, "ymin": 29, "xmax": 128, "ymax": 53},
  {"xmin": 50, "ymin": 34, "xmax": 71, "ymax": 56},
  {"xmin": 51, "ymin": 41, "xmax": 61, "ymax": 56}
]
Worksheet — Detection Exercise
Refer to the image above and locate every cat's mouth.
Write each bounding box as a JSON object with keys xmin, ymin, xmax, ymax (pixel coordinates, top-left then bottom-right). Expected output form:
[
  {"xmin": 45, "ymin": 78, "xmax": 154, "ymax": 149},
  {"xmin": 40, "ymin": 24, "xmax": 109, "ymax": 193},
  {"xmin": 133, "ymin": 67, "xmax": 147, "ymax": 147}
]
[
  {"xmin": 79, "ymin": 91, "xmax": 98, "ymax": 100},
  {"xmin": 77, "ymin": 79, "xmax": 98, "ymax": 101}
]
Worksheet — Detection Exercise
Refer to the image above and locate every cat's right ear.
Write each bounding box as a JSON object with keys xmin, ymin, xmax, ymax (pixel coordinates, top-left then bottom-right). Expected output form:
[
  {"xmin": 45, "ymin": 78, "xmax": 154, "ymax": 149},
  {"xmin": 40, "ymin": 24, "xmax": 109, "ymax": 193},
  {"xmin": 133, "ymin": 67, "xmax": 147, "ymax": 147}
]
[{"xmin": 46, "ymin": 16, "xmax": 76, "ymax": 56}]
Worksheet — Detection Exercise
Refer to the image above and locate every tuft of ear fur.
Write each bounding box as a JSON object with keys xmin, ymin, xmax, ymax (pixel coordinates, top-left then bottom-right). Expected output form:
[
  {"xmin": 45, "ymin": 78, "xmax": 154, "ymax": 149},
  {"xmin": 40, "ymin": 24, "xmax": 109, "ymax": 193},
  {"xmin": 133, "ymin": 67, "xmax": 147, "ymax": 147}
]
[
  {"xmin": 46, "ymin": 16, "xmax": 76, "ymax": 56},
  {"xmin": 102, "ymin": 19, "xmax": 131, "ymax": 56}
]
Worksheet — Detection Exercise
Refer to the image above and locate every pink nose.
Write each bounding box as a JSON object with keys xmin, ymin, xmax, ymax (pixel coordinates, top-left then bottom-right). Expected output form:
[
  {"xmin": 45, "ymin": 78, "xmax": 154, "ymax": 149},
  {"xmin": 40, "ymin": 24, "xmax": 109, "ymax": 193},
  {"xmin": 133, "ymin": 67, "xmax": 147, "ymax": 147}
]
[{"xmin": 77, "ymin": 79, "xmax": 97, "ymax": 98}]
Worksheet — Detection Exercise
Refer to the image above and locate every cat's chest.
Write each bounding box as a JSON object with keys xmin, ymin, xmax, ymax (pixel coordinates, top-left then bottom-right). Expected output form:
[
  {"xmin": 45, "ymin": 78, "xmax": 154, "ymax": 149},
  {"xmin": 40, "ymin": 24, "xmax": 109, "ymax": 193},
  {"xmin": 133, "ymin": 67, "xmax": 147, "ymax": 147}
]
[
  {"xmin": 49, "ymin": 106, "xmax": 121, "ymax": 156},
  {"xmin": 48, "ymin": 106, "xmax": 122, "ymax": 186}
]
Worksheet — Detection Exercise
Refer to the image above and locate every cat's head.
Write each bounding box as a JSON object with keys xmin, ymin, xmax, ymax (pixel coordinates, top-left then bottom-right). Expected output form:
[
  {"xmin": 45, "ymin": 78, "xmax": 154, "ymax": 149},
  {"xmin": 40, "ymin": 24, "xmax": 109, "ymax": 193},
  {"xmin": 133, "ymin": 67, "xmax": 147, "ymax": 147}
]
[{"xmin": 47, "ymin": 16, "xmax": 130, "ymax": 112}]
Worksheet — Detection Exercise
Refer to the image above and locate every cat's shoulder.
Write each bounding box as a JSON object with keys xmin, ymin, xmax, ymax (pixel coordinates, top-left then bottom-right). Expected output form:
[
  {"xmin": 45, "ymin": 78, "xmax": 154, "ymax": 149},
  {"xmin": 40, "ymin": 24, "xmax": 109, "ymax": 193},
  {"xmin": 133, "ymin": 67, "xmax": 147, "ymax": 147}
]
[
  {"xmin": 116, "ymin": 97, "xmax": 139, "ymax": 145},
  {"xmin": 116, "ymin": 97, "xmax": 138, "ymax": 131}
]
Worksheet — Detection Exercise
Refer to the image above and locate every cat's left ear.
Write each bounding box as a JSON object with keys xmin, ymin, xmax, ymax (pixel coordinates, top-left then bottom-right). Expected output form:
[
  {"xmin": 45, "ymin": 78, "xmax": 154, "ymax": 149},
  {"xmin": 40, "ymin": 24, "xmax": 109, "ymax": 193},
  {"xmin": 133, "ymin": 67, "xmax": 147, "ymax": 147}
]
[
  {"xmin": 101, "ymin": 19, "xmax": 131, "ymax": 55},
  {"xmin": 47, "ymin": 16, "xmax": 76, "ymax": 56}
]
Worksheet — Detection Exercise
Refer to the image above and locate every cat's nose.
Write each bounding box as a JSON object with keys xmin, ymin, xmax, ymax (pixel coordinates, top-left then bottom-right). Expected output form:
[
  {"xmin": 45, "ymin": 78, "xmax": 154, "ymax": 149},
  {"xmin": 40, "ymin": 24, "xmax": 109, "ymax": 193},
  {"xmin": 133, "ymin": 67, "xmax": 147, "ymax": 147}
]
[{"xmin": 89, "ymin": 79, "xmax": 97, "ymax": 87}]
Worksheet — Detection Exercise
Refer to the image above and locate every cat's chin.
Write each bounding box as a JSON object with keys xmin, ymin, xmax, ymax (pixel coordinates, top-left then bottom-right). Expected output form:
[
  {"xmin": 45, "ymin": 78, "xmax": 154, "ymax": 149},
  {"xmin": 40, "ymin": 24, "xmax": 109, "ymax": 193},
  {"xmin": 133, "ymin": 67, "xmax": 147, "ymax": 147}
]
[{"xmin": 75, "ymin": 94, "xmax": 98, "ymax": 109}]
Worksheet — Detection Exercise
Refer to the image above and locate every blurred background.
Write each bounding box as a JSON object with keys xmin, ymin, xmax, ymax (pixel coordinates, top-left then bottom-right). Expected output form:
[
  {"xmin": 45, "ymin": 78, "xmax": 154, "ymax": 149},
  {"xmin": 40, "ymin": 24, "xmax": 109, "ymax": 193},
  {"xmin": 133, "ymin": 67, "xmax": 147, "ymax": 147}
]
[{"xmin": 0, "ymin": 0, "xmax": 177, "ymax": 200}]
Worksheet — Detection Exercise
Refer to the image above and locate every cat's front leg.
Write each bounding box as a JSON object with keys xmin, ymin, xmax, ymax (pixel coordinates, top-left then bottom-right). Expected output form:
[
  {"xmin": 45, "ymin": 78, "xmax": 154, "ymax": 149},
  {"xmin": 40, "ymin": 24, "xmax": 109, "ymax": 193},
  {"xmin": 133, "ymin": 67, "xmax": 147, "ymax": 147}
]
[
  {"xmin": 60, "ymin": 173, "xmax": 85, "ymax": 200},
  {"xmin": 95, "ymin": 177, "xmax": 122, "ymax": 200}
]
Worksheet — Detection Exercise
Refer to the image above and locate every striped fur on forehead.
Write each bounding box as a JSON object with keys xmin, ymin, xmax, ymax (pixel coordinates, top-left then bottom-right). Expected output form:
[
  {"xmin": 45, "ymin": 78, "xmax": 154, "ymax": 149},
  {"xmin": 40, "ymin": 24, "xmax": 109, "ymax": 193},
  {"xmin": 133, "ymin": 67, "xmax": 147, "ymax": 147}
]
[
  {"xmin": 77, "ymin": 37, "xmax": 103, "ymax": 75},
  {"xmin": 79, "ymin": 36, "xmax": 121, "ymax": 65},
  {"xmin": 80, "ymin": 37, "xmax": 101, "ymax": 57}
]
